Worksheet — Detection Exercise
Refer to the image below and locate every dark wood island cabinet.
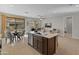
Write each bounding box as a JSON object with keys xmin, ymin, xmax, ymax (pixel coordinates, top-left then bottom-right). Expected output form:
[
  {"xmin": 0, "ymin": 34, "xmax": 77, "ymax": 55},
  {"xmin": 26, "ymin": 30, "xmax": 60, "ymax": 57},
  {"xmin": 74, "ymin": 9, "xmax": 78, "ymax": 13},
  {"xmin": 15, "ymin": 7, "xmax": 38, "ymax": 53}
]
[{"xmin": 28, "ymin": 32, "xmax": 58, "ymax": 55}]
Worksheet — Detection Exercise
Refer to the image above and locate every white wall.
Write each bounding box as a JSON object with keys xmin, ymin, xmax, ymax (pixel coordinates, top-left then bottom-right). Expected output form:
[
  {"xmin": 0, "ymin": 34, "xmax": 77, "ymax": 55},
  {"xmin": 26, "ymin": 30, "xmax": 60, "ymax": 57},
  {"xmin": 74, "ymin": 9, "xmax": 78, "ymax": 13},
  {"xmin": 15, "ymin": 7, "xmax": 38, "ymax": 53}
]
[
  {"xmin": 42, "ymin": 12, "xmax": 79, "ymax": 39},
  {"xmin": 25, "ymin": 17, "xmax": 33, "ymax": 34},
  {"xmin": 72, "ymin": 14, "xmax": 79, "ymax": 39},
  {"xmin": 25, "ymin": 17, "xmax": 40, "ymax": 34},
  {"xmin": 42, "ymin": 16, "xmax": 64, "ymax": 36},
  {"xmin": 63, "ymin": 13, "xmax": 79, "ymax": 39}
]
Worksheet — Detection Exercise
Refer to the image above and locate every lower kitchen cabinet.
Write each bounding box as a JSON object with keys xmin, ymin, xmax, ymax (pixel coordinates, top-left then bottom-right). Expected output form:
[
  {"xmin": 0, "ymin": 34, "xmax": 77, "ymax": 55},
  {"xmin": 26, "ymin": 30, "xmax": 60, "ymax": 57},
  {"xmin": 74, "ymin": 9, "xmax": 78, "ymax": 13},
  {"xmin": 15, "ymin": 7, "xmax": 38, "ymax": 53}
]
[
  {"xmin": 28, "ymin": 33, "xmax": 58, "ymax": 55},
  {"xmin": 37, "ymin": 36, "xmax": 43, "ymax": 53},
  {"xmin": 33, "ymin": 35, "xmax": 38, "ymax": 49}
]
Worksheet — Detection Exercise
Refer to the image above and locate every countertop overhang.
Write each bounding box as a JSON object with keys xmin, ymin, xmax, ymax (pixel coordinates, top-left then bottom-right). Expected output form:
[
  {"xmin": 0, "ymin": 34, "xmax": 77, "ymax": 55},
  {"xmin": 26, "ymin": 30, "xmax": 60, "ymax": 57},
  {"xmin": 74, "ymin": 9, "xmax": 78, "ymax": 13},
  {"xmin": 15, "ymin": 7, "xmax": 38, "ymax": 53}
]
[{"xmin": 29, "ymin": 31, "xmax": 58, "ymax": 38}]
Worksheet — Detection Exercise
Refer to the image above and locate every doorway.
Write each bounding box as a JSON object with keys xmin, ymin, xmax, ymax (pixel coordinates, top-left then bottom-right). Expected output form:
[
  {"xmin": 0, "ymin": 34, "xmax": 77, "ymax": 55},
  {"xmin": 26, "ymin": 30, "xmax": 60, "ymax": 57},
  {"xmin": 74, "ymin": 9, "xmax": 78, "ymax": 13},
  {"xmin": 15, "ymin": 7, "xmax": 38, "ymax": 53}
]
[{"xmin": 64, "ymin": 16, "xmax": 72, "ymax": 38}]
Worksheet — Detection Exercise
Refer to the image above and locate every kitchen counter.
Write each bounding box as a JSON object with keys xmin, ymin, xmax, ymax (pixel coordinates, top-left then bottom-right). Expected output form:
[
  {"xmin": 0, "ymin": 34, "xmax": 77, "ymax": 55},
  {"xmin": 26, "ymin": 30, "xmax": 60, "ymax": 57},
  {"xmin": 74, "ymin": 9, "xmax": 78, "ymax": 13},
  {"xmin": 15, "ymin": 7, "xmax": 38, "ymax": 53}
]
[
  {"xmin": 29, "ymin": 31, "xmax": 58, "ymax": 38},
  {"xmin": 28, "ymin": 31, "xmax": 58, "ymax": 55}
]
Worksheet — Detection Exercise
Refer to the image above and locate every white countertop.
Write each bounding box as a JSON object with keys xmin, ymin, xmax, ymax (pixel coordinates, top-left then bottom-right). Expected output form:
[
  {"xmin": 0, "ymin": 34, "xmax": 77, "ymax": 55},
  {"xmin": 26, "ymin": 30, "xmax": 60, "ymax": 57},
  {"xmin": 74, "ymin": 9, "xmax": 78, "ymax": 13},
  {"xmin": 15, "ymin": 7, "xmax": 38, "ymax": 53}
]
[
  {"xmin": 29, "ymin": 31, "xmax": 58, "ymax": 38},
  {"xmin": 43, "ymin": 33, "xmax": 58, "ymax": 38}
]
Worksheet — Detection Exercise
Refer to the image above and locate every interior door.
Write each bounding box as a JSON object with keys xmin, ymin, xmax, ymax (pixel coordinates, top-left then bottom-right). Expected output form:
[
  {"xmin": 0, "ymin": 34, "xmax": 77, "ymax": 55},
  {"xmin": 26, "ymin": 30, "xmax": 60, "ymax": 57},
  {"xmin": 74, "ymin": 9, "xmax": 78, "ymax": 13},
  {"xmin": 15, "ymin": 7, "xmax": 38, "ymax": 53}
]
[{"xmin": 64, "ymin": 16, "xmax": 72, "ymax": 37}]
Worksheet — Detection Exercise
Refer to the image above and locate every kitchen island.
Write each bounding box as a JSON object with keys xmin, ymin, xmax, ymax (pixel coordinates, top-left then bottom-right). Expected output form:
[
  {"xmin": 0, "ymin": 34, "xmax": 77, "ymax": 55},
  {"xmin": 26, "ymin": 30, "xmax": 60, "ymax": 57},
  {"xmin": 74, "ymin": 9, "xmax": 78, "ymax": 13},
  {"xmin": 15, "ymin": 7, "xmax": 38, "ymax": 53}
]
[{"xmin": 28, "ymin": 31, "xmax": 58, "ymax": 55}]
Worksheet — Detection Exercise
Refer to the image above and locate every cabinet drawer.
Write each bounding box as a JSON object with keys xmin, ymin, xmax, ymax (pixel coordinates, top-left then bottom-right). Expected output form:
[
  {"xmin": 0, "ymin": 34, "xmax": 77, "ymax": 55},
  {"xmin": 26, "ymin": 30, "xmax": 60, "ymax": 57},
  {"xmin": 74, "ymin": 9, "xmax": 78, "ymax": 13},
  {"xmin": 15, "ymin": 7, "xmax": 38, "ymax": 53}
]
[{"xmin": 33, "ymin": 35, "xmax": 38, "ymax": 49}]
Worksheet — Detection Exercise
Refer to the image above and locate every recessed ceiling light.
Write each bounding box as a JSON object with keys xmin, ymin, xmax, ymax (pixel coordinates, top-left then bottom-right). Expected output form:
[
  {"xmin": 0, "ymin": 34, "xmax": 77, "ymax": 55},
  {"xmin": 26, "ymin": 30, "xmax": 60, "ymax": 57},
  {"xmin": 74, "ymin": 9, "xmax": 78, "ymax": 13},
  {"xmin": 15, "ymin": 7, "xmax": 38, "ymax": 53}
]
[{"xmin": 75, "ymin": 5, "xmax": 79, "ymax": 7}]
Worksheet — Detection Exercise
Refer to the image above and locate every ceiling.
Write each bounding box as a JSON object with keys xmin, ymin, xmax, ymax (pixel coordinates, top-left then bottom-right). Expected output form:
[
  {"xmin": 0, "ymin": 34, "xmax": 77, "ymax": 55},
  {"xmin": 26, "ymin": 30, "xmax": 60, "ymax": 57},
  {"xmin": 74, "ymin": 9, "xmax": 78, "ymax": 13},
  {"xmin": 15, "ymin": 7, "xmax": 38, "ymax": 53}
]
[{"xmin": 0, "ymin": 4, "xmax": 79, "ymax": 18}]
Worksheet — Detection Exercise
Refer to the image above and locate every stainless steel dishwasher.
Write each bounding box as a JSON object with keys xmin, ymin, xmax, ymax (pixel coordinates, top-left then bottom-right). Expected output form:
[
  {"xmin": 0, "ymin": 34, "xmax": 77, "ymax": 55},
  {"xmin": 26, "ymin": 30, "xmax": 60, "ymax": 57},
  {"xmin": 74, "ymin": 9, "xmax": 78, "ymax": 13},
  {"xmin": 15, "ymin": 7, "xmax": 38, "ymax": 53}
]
[{"xmin": 28, "ymin": 33, "xmax": 33, "ymax": 46}]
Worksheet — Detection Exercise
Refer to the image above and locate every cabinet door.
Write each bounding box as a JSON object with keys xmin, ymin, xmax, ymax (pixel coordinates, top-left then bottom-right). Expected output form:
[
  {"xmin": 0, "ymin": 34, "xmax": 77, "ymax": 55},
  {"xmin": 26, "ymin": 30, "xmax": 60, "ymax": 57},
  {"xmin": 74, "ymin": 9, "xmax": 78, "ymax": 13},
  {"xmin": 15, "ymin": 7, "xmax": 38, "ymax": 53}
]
[
  {"xmin": 42, "ymin": 37, "xmax": 48, "ymax": 55},
  {"xmin": 33, "ymin": 35, "xmax": 38, "ymax": 49},
  {"xmin": 37, "ymin": 36, "xmax": 43, "ymax": 53},
  {"xmin": 48, "ymin": 37, "xmax": 56, "ymax": 54}
]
